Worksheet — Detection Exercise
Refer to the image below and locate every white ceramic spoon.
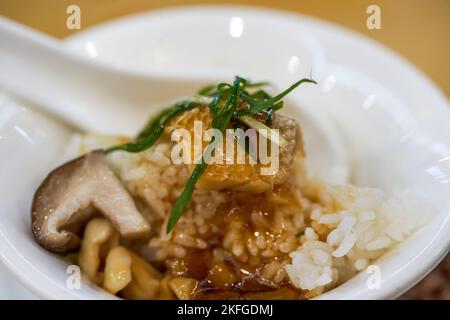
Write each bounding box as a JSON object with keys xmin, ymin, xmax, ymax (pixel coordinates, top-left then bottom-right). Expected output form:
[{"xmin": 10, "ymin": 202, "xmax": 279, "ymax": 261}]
[{"xmin": 0, "ymin": 17, "xmax": 219, "ymax": 135}]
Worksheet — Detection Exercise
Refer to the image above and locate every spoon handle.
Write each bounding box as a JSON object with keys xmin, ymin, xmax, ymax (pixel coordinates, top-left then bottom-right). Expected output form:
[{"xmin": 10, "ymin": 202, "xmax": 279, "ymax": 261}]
[{"xmin": 0, "ymin": 17, "xmax": 208, "ymax": 135}]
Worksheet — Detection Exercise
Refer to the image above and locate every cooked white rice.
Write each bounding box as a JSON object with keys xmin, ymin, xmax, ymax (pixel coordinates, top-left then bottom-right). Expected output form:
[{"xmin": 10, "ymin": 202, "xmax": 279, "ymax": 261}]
[
  {"xmin": 67, "ymin": 133, "xmax": 429, "ymax": 297},
  {"xmin": 285, "ymin": 185, "xmax": 429, "ymax": 291}
]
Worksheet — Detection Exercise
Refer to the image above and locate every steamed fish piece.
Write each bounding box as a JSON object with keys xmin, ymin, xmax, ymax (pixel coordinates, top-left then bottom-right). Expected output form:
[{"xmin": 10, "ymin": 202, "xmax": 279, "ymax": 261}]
[{"xmin": 165, "ymin": 106, "xmax": 303, "ymax": 193}]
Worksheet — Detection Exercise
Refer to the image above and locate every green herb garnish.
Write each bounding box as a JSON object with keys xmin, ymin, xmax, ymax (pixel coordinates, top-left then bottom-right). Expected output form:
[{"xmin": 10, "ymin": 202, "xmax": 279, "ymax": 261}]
[
  {"xmin": 238, "ymin": 115, "xmax": 288, "ymax": 148},
  {"xmin": 105, "ymin": 101, "xmax": 199, "ymax": 154},
  {"xmin": 106, "ymin": 76, "xmax": 317, "ymax": 233},
  {"xmin": 167, "ymin": 77, "xmax": 244, "ymax": 232},
  {"xmin": 236, "ymin": 78, "xmax": 317, "ymax": 116}
]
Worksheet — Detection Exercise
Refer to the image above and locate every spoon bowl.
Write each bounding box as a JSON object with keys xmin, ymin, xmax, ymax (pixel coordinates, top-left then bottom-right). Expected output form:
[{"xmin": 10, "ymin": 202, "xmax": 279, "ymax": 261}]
[{"xmin": 0, "ymin": 17, "xmax": 219, "ymax": 135}]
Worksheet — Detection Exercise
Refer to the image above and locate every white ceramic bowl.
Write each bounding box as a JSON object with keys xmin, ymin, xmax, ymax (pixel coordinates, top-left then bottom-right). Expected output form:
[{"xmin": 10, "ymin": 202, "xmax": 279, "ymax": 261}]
[{"xmin": 0, "ymin": 6, "xmax": 449, "ymax": 299}]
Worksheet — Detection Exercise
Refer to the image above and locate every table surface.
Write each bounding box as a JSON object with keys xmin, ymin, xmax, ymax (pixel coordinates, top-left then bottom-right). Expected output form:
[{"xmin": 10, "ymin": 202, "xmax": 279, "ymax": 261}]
[{"xmin": 0, "ymin": 0, "xmax": 448, "ymax": 300}]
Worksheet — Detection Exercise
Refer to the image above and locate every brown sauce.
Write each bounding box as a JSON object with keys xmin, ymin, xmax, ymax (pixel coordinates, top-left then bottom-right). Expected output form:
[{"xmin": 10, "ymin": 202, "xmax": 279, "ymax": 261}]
[{"xmin": 165, "ymin": 188, "xmax": 306, "ymax": 300}]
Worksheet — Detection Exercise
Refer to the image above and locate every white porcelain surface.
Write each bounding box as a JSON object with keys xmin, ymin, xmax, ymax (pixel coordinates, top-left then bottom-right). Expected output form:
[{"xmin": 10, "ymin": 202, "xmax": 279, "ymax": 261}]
[
  {"xmin": 0, "ymin": 6, "xmax": 449, "ymax": 299},
  {"xmin": 0, "ymin": 262, "xmax": 36, "ymax": 299},
  {"xmin": 0, "ymin": 17, "xmax": 224, "ymax": 136}
]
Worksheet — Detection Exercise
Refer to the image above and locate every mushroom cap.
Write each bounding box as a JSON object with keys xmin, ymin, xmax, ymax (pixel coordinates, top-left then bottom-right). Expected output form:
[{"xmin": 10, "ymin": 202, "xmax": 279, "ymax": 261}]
[{"xmin": 32, "ymin": 150, "xmax": 150, "ymax": 253}]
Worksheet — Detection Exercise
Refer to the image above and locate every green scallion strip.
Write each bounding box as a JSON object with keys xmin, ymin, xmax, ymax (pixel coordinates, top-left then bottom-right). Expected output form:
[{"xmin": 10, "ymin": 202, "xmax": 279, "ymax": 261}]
[
  {"xmin": 238, "ymin": 78, "xmax": 317, "ymax": 116},
  {"xmin": 166, "ymin": 162, "xmax": 208, "ymax": 233},
  {"xmin": 105, "ymin": 101, "xmax": 198, "ymax": 154},
  {"xmin": 238, "ymin": 115, "xmax": 288, "ymax": 148},
  {"xmin": 105, "ymin": 75, "xmax": 317, "ymax": 233},
  {"xmin": 166, "ymin": 77, "xmax": 243, "ymax": 233}
]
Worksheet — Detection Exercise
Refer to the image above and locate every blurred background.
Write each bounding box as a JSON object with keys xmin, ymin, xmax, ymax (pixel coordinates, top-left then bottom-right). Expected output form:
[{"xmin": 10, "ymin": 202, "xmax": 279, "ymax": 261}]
[
  {"xmin": 1, "ymin": 0, "xmax": 449, "ymax": 97},
  {"xmin": 0, "ymin": 0, "xmax": 448, "ymax": 299}
]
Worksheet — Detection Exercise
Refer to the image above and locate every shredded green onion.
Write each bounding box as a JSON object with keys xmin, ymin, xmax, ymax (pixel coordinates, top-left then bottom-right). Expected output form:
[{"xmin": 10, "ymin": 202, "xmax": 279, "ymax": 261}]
[
  {"xmin": 105, "ymin": 101, "xmax": 199, "ymax": 154},
  {"xmin": 106, "ymin": 76, "xmax": 317, "ymax": 233},
  {"xmin": 238, "ymin": 115, "xmax": 288, "ymax": 148}
]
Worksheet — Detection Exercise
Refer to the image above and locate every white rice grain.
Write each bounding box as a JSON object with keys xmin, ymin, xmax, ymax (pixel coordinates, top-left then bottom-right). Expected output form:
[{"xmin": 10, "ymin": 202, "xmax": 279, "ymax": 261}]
[{"xmin": 332, "ymin": 232, "xmax": 357, "ymax": 257}]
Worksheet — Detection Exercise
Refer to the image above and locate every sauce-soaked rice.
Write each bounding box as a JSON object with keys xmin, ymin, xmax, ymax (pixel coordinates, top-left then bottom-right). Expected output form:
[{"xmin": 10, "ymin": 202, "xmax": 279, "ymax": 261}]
[{"xmin": 165, "ymin": 186, "xmax": 307, "ymax": 299}]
